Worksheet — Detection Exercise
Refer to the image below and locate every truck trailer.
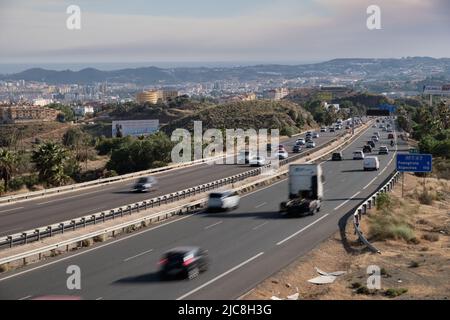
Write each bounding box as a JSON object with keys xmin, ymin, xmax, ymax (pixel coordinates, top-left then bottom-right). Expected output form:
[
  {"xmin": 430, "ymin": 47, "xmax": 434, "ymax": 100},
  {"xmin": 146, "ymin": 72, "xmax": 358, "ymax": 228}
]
[{"xmin": 280, "ymin": 164, "xmax": 324, "ymax": 216}]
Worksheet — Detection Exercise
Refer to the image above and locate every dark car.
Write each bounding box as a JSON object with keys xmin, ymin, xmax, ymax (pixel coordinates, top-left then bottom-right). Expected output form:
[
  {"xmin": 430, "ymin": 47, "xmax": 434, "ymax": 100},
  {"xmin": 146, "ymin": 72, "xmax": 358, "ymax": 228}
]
[
  {"xmin": 293, "ymin": 145, "xmax": 302, "ymax": 153},
  {"xmin": 332, "ymin": 152, "xmax": 343, "ymax": 161},
  {"xmin": 133, "ymin": 176, "xmax": 157, "ymax": 192},
  {"xmin": 367, "ymin": 141, "xmax": 376, "ymax": 149},
  {"xmin": 159, "ymin": 247, "xmax": 209, "ymax": 280},
  {"xmin": 388, "ymin": 133, "xmax": 395, "ymax": 140},
  {"xmin": 363, "ymin": 145, "xmax": 372, "ymax": 154}
]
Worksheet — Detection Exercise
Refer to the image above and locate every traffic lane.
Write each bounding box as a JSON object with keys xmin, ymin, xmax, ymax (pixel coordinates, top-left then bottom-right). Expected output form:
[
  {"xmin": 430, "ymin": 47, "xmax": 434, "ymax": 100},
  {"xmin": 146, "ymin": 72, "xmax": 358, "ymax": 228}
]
[
  {"xmin": 0, "ymin": 128, "xmax": 368, "ymax": 299},
  {"xmin": 0, "ymin": 180, "xmax": 307, "ymax": 300},
  {"xmin": 0, "ymin": 131, "xmax": 343, "ymax": 236}
]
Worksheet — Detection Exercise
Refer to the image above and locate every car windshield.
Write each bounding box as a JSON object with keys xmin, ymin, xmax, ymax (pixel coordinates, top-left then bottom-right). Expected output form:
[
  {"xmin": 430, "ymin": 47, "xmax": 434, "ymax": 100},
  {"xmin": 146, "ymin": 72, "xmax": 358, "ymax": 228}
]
[{"xmin": 209, "ymin": 193, "xmax": 224, "ymax": 198}]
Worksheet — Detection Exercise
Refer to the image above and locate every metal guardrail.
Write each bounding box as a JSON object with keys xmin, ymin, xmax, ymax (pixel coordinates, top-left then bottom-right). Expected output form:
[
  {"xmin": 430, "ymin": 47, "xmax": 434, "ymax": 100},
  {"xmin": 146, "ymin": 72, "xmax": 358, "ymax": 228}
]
[
  {"xmin": 0, "ymin": 122, "xmax": 372, "ymax": 269},
  {"xmin": 353, "ymin": 171, "xmax": 402, "ymax": 253},
  {"xmin": 0, "ymin": 130, "xmax": 351, "ymax": 251},
  {"xmin": 0, "ymin": 153, "xmax": 228, "ymax": 206},
  {"xmin": 0, "ymin": 128, "xmax": 324, "ymax": 206}
]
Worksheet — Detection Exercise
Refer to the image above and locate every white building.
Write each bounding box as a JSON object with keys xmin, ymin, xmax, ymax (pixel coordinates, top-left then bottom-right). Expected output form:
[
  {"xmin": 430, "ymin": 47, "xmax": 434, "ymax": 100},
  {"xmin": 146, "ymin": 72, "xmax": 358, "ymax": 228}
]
[
  {"xmin": 33, "ymin": 98, "xmax": 53, "ymax": 107},
  {"xmin": 324, "ymin": 102, "xmax": 340, "ymax": 112},
  {"xmin": 73, "ymin": 105, "xmax": 94, "ymax": 117}
]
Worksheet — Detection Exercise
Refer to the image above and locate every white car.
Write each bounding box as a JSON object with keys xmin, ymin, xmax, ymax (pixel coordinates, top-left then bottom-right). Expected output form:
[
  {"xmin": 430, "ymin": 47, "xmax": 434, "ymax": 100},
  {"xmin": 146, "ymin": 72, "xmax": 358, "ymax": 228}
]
[
  {"xmin": 306, "ymin": 141, "xmax": 316, "ymax": 148},
  {"xmin": 275, "ymin": 150, "xmax": 289, "ymax": 159},
  {"xmin": 207, "ymin": 191, "xmax": 240, "ymax": 211},
  {"xmin": 371, "ymin": 135, "xmax": 379, "ymax": 142},
  {"xmin": 249, "ymin": 156, "xmax": 266, "ymax": 167},
  {"xmin": 353, "ymin": 151, "xmax": 365, "ymax": 160},
  {"xmin": 312, "ymin": 132, "xmax": 320, "ymax": 138},
  {"xmin": 320, "ymin": 127, "xmax": 327, "ymax": 132},
  {"xmin": 379, "ymin": 146, "xmax": 389, "ymax": 155},
  {"xmin": 296, "ymin": 138, "xmax": 305, "ymax": 145},
  {"xmin": 363, "ymin": 156, "xmax": 380, "ymax": 171}
]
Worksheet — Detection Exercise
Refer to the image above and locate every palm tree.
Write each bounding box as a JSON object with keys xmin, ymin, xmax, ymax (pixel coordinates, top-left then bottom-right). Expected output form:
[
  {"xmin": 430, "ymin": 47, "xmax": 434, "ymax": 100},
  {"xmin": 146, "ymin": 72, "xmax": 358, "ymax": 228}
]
[
  {"xmin": 0, "ymin": 149, "xmax": 16, "ymax": 192},
  {"xmin": 32, "ymin": 142, "xmax": 69, "ymax": 186}
]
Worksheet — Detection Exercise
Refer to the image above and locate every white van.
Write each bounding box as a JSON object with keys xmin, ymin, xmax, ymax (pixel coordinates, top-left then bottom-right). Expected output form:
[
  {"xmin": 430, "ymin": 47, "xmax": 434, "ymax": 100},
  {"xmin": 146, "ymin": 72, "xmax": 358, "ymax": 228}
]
[{"xmin": 363, "ymin": 156, "xmax": 380, "ymax": 171}]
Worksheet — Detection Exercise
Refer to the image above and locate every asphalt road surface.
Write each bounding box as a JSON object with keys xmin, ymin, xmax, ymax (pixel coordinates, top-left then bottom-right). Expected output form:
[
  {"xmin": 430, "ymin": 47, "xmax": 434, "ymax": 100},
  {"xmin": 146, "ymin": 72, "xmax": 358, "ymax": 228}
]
[
  {"xmin": 0, "ymin": 129, "xmax": 345, "ymax": 237},
  {"xmin": 0, "ymin": 122, "xmax": 407, "ymax": 300}
]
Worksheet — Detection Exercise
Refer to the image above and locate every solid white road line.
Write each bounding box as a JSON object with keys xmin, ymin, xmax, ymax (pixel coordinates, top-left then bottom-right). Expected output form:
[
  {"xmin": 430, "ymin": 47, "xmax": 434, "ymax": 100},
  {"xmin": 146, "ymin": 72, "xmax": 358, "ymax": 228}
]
[
  {"xmin": 37, "ymin": 188, "xmax": 115, "ymax": 205},
  {"xmin": 18, "ymin": 295, "xmax": 32, "ymax": 300},
  {"xmin": 276, "ymin": 214, "xmax": 329, "ymax": 246},
  {"xmin": 0, "ymin": 207, "xmax": 24, "ymax": 214},
  {"xmin": 252, "ymin": 222, "xmax": 269, "ymax": 230},
  {"xmin": 363, "ymin": 177, "xmax": 378, "ymax": 190},
  {"xmin": 255, "ymin": 202, "xmax": 267, "ymax": 209},
  {"xmin": 0, "ymin": 214, "xmax": 194, "ymax": 282},
  {"xmin": 334, "ymin": 191, "xmax": 361, "ymax": 211},
  {"xmin": 204, "ymin": 221, "xmax": 223, "ymax": 230},
  {"xmin": 123, "ymin": 249, "xmax": 154, "ymax": 262},
  {"xmin": 176, "ymin": 252, "xmax": 265, "ymax": 300}
]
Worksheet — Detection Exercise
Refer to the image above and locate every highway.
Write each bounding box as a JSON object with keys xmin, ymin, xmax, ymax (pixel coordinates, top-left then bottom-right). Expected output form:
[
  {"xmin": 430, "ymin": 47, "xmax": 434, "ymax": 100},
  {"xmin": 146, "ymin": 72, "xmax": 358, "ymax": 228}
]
[
  {"xmin": 0, "ymin": 122, "xmax": 407, "ymax": 300},
  {"xmin": 0, "ymin": 129, "xmax": 345, "ymax": 237}
]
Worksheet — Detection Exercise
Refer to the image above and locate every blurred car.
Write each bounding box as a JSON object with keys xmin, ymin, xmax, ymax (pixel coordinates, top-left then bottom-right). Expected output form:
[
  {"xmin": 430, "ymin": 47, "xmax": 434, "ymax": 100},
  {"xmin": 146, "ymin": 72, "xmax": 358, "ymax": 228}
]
[
  {"xmin": 276, "ymin": 149, "xmax": 289, "ymax": 159},
  {"xmin": 379, "ymin": 146, "xmax": 389, "ymax": 155},
  {"xmin": 374, "ymin": 132, "xmax": 380, "ymax": 138},
  {"xmin": 207, "ymin": 191, "xmax": 240, "ymax": 211},
  {"xmin": 249, "ymin": 156, "xmax": 266, "ymax": 167},
  {"xmin": 332, "ymin": 152, "xmax": 343, "ymax": 161},
  {"xmin": 363, "ymin": 145, "xmax": 372, "ymax": 154},
  {"xmin": 367, "ymin": 140, "xmax": 376, "ymax": 148},
  {"xmin": 329, "ymin": 127, "xmax": 335, "ymax": 132},
  {"xmin": 353, "ymin": 151, "xmax": 365, "ymax": 160},
  {"xmin": 371, "ymin": 135, "xmax": 379, "ymax": 142},
  {"xmin": 320, "ymin": 127, "xmax": 327, "ymax": 132},
  {"xmin": 312, "ymin": 132, "xmax": 320, "ymax": 138},
  {"xmin": 306, "ymin": 141, "xmax": 316, "ymax": 148},
  {"xmin": 364, "ymin": 156, "xmax": 380, "ymax": 171},
  {"xmin": 293, "ymin": 145, "xmax": 302, "ymax": 153},
  {"xmin": 133, "ymin": 176, "xmax": 157, "ymax": 192},
  {"xmin": 372, "ymin": 124, "xmax": 377, "ymax": 128},
  {"xmin": 388, "ymin": 133, "xmax": 395, "ymax": 140},
  {"xmin": 296, "ymin": 138, "xmax": 305, "ymax": 145},
  {"xmin": 159, "ymin": 247, "xmax": 209, "ymax": 280}
]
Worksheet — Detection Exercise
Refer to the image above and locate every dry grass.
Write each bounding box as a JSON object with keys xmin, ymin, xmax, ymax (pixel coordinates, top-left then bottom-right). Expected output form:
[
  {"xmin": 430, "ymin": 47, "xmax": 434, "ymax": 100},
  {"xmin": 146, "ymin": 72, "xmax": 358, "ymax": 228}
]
[{"xmin": 245, "ymin": 174, "xmax": 450, "ymax": 300}]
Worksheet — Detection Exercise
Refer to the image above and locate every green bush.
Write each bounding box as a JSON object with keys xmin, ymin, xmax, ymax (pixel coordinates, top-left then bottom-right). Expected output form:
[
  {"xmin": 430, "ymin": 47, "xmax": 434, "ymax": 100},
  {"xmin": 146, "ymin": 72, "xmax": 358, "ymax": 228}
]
[
  {"xmin": 280, "ymin": 126, "xmax": 295, "ymax": 137},
  {"xmin": 376, "ymin": 192, "xmax": 392, "ymax": 211},
  {"xmin": 385, "ymin": 288, "xmax": 408, "ymax": 298},
  {"xmin": 369, "ymin": 214, "xmax": 415, "ymax": 242},
  {"xmin": 7, "ymin": 177, "xmax": 25, "ymax": 191}
]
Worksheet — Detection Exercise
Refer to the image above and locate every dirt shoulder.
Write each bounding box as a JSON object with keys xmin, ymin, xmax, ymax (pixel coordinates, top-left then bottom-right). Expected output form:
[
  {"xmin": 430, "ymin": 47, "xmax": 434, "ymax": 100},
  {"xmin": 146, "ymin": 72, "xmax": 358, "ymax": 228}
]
[{"xmin": 244, "ymin": 173, "xmax": 450, "ymax": 300}]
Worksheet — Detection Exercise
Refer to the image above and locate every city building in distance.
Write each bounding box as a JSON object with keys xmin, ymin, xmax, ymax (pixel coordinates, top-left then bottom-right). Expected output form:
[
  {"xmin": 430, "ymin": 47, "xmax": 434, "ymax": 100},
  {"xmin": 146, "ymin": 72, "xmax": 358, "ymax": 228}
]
[
  {"xmin": 0, "ymin": 105, "xmax": 59, "ymax": 124},
  {"xmin": 136, "ymin": 89, "xmax": 179, "ymax": 104}
]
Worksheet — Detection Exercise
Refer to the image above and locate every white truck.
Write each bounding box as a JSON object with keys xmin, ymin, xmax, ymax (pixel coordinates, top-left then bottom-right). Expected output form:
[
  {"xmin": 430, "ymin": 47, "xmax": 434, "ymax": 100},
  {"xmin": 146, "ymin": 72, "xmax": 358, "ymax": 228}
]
[{"xmin": 280, "ymin": 164, "xmax": 324, "ymax": 216}]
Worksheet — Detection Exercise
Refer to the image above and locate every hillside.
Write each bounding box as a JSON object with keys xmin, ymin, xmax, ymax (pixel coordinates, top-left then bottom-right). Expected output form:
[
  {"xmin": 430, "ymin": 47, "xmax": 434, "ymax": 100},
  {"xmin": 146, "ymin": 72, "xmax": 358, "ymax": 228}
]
[
  {"xmin": 162, "ymin": 100, "xmax": 316, "ymax": 134},
  {"xmin": 2, "ymin": 57, "xmax": 449, "ymax": 85}
]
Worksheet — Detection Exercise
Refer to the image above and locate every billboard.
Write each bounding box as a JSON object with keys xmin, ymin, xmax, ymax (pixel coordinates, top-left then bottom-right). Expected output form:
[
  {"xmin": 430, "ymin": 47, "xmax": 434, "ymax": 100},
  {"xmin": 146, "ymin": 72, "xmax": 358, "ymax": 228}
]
[
  {"xmin": 112, "ymin": 120, "xmax": 159, "ymax": 137},
  {"xmin": 423, "ymin": 85, "xmax": 450, "ymax": 95}
]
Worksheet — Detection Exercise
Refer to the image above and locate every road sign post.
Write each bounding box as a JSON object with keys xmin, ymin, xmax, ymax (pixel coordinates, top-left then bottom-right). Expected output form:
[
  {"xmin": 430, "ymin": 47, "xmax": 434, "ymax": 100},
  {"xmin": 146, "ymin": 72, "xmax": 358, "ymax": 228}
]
[{"xmin": 396, "ymin": 154, "xmax": 433, "ymax": 197}]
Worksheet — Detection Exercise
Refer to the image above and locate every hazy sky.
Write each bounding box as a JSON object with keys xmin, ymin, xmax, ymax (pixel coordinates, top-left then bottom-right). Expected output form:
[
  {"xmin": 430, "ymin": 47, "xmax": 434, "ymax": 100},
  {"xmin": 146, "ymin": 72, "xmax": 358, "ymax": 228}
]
[{"xmin": 0, "ymin": 0, "xmax": 449, "ymax": 66}]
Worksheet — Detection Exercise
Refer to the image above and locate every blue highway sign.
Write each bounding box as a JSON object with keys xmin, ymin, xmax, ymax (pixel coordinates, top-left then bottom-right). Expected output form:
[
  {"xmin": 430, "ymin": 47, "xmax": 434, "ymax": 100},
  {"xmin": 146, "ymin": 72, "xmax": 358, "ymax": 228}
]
[{"xmin": 396, "ymin": 154, "xmax": 432, "ymax": 173}]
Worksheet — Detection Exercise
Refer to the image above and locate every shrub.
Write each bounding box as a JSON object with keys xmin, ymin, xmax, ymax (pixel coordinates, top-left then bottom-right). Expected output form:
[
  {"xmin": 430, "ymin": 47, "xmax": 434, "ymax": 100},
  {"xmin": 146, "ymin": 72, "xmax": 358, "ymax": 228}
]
[
  {"xmin": 385, "ymin": 288, "xmax": 408, "ymax": 298},
  {"xmin": 409, "ymin": 261, "xmax": 420, "ymax": 268},
  {"xmin": 8, "ymin": 177, "xmax": 25, "ymax": 191},
  {"xmin": 280, "ymin": 126, "xmax": 295, "ymax": 137},
  {"xmin": 422, "ymin": 233, "xmax": 439, "ymax": 242},
  {"xmin": 418, "ymin": 189, "xmax": 433, "ymax": 205},
  {"xmin": 356, "ymin": 285, "xmax": 371, "ymax": 295},
  {"xmin": 376, "ymin": 192, "xmax": 392, "ymax": 211},
  {"xmin": 369, "ymin": 213, "xmax": 416, "ymax": 242},
  {"xmin": 351, "ymin": 282, "xmax": 362, "ymax": 289}
]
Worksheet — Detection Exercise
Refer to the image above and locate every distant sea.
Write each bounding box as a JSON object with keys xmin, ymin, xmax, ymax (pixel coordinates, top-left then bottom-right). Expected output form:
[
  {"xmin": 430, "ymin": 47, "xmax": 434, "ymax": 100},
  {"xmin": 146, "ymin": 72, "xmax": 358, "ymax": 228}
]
[{"xmin": 0, "ymin": 60, "xmax": 321, "ymax": 75}]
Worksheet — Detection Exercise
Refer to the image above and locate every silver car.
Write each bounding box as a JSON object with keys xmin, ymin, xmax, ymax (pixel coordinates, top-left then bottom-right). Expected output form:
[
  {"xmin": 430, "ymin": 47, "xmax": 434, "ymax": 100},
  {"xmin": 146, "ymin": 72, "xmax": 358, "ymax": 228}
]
[{"xmin": 207, "ymin": 191, "xmax": 240, "ymax": 211}]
